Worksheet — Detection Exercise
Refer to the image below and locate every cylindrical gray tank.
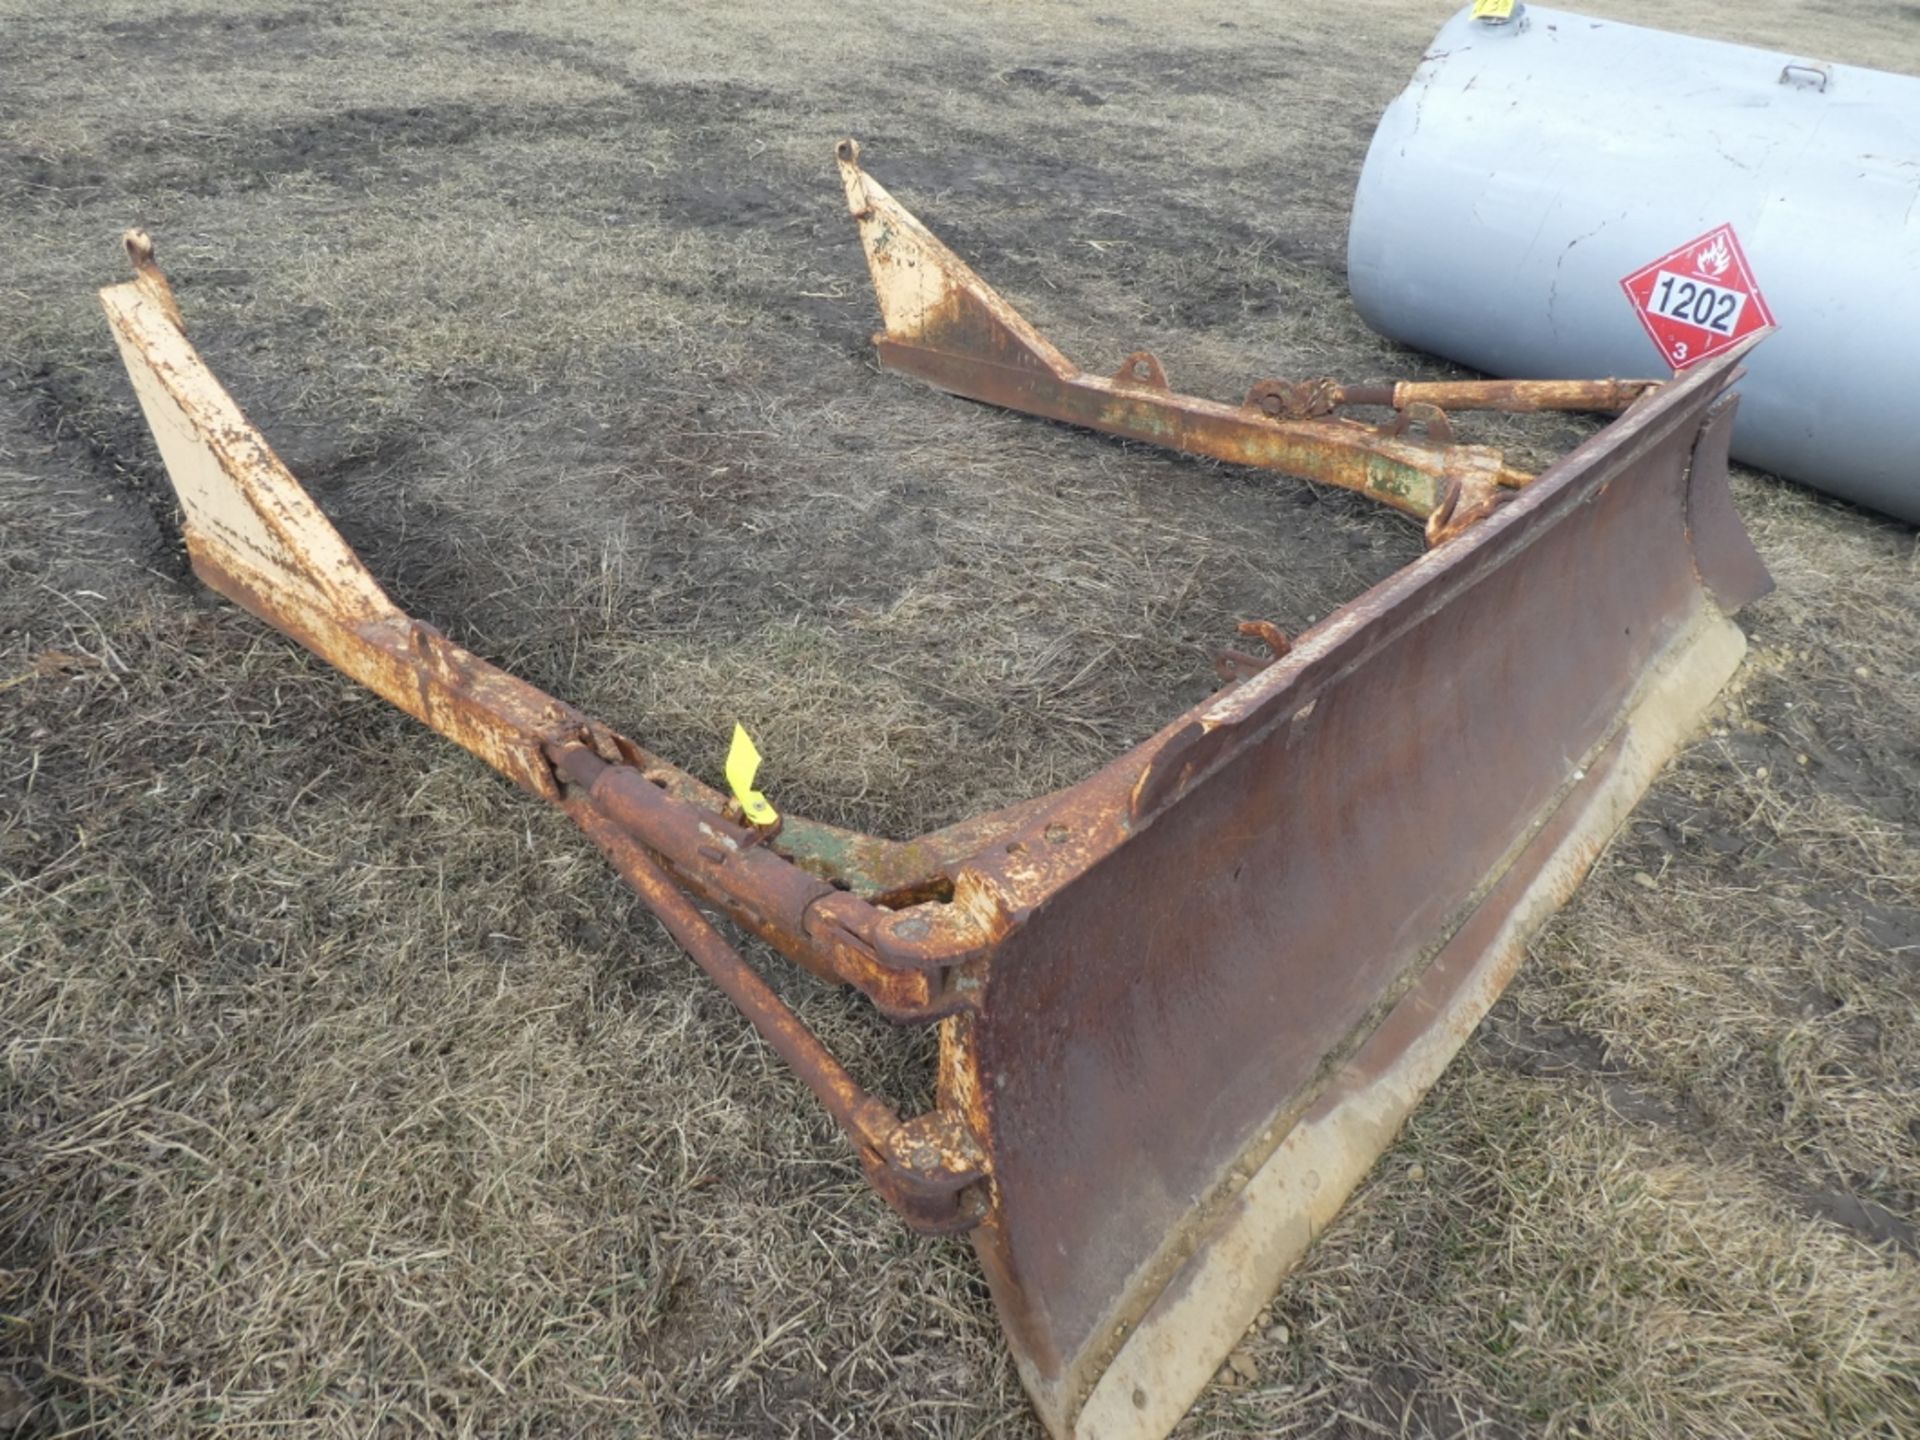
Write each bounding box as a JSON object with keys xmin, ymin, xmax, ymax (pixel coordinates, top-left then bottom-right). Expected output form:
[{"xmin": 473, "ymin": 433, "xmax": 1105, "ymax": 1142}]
[{"xmin": 1348, "ymin": 5, "xmax": 1920, "ymax": 523}]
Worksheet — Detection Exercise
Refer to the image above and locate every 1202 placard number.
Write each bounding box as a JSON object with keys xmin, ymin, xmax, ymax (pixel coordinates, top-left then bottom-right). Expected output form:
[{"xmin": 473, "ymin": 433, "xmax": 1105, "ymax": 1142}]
[{"xmin": 1646, "ymin": 270, "xmax": 1747, "ymax": 336}]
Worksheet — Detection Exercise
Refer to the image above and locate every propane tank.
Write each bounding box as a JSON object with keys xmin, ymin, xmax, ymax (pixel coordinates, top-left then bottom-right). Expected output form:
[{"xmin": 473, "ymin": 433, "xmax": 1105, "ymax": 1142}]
[{"xmin": 1348, "ymin": 4, "xmax": 1920, "ymax": 524}]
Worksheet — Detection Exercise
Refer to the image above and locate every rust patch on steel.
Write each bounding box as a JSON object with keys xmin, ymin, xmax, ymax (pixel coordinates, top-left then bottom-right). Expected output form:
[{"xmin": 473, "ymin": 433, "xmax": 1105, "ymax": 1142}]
[
  {"xmin": 1213, "ymin": 618, "xmax": 1292, "ymax": 683},
  {"xmin": 105, "ymin": 214, "xmax": 1770, "ymax": 1440}
]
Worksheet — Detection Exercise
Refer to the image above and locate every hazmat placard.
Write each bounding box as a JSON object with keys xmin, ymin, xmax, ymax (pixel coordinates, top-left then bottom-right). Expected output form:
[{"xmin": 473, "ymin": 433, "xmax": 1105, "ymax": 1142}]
[{"xmin": 1620, "ymin": 224, "xmax": 1774, "ymax": 370}]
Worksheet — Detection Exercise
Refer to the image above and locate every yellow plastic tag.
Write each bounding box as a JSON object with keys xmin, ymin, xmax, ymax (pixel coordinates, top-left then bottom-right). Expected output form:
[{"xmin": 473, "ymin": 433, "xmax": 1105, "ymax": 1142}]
[
  {"xmin": 1471, "ymin": 0, "xmax": 1516, "ymax": 17},
  {"xmin": 726, "ymin": 722, "xmax": 779, "ymax": 826}
]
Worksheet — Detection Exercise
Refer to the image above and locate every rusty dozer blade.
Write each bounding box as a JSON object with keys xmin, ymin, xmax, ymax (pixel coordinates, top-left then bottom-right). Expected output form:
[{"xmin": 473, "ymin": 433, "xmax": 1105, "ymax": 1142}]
[
  {"xmin": 103, "ymin": 216, "xmax": 1770, "ymax": 1440},
  {"xmin": 835, "ymin": 137, "xmax": 1667, "ymax": 547}
]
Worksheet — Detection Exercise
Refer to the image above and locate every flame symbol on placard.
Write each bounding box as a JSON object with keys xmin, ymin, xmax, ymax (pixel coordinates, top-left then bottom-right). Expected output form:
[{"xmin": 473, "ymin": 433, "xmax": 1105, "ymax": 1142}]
[{"xmin": 1695, "ymin": 233, "xmax": 1733, "ymax": 279}]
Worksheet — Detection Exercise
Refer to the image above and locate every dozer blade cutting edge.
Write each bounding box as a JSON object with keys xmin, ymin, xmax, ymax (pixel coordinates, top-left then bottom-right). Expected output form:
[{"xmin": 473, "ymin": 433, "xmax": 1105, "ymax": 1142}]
[{"xmin": 102, "ymin": 152, "xmax": 1771, "ymax": 1438}]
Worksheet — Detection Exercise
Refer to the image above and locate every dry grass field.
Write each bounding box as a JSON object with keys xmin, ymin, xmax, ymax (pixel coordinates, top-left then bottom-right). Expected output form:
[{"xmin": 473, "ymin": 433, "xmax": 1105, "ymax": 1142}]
[{"xmin": 3, "ymin": 1, "xmax": 1917, "ymax": 1435}]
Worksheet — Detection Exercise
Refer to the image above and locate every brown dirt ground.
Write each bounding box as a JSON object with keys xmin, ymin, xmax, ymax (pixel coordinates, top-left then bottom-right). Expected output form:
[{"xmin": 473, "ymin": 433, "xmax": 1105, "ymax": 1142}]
[{"xmin": 2, "ymin": 1, "xmax": 1917, "ymax": 1435}]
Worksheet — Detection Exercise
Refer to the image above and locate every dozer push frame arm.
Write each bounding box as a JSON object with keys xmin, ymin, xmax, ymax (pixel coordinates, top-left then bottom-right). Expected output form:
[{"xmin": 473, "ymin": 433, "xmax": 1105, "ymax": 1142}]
[
  {"xmin": 835, "ymin": 137, "xmax": 1662, "ymax": 546},
  {"xmin": 107, "ymin": 231, "xmax": 995, "ymax": 1233}
]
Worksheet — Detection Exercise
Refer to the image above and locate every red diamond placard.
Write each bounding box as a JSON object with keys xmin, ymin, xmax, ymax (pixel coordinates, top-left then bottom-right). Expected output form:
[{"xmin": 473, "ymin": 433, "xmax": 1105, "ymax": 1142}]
[{"xmin": 1620, "ymin": 223, "xmax": 1774, "ymax": 371}]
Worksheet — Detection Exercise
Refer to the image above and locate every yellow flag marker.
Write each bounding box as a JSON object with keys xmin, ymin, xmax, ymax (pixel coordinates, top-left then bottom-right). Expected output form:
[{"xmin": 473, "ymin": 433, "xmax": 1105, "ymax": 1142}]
[
  {"xmin": 726, "ymin": 722, "xmax": 779, "ymax": 827},
  {"xmin": 1471, "ymin": 0, "xmax": 1516, "ymax": 17}
]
